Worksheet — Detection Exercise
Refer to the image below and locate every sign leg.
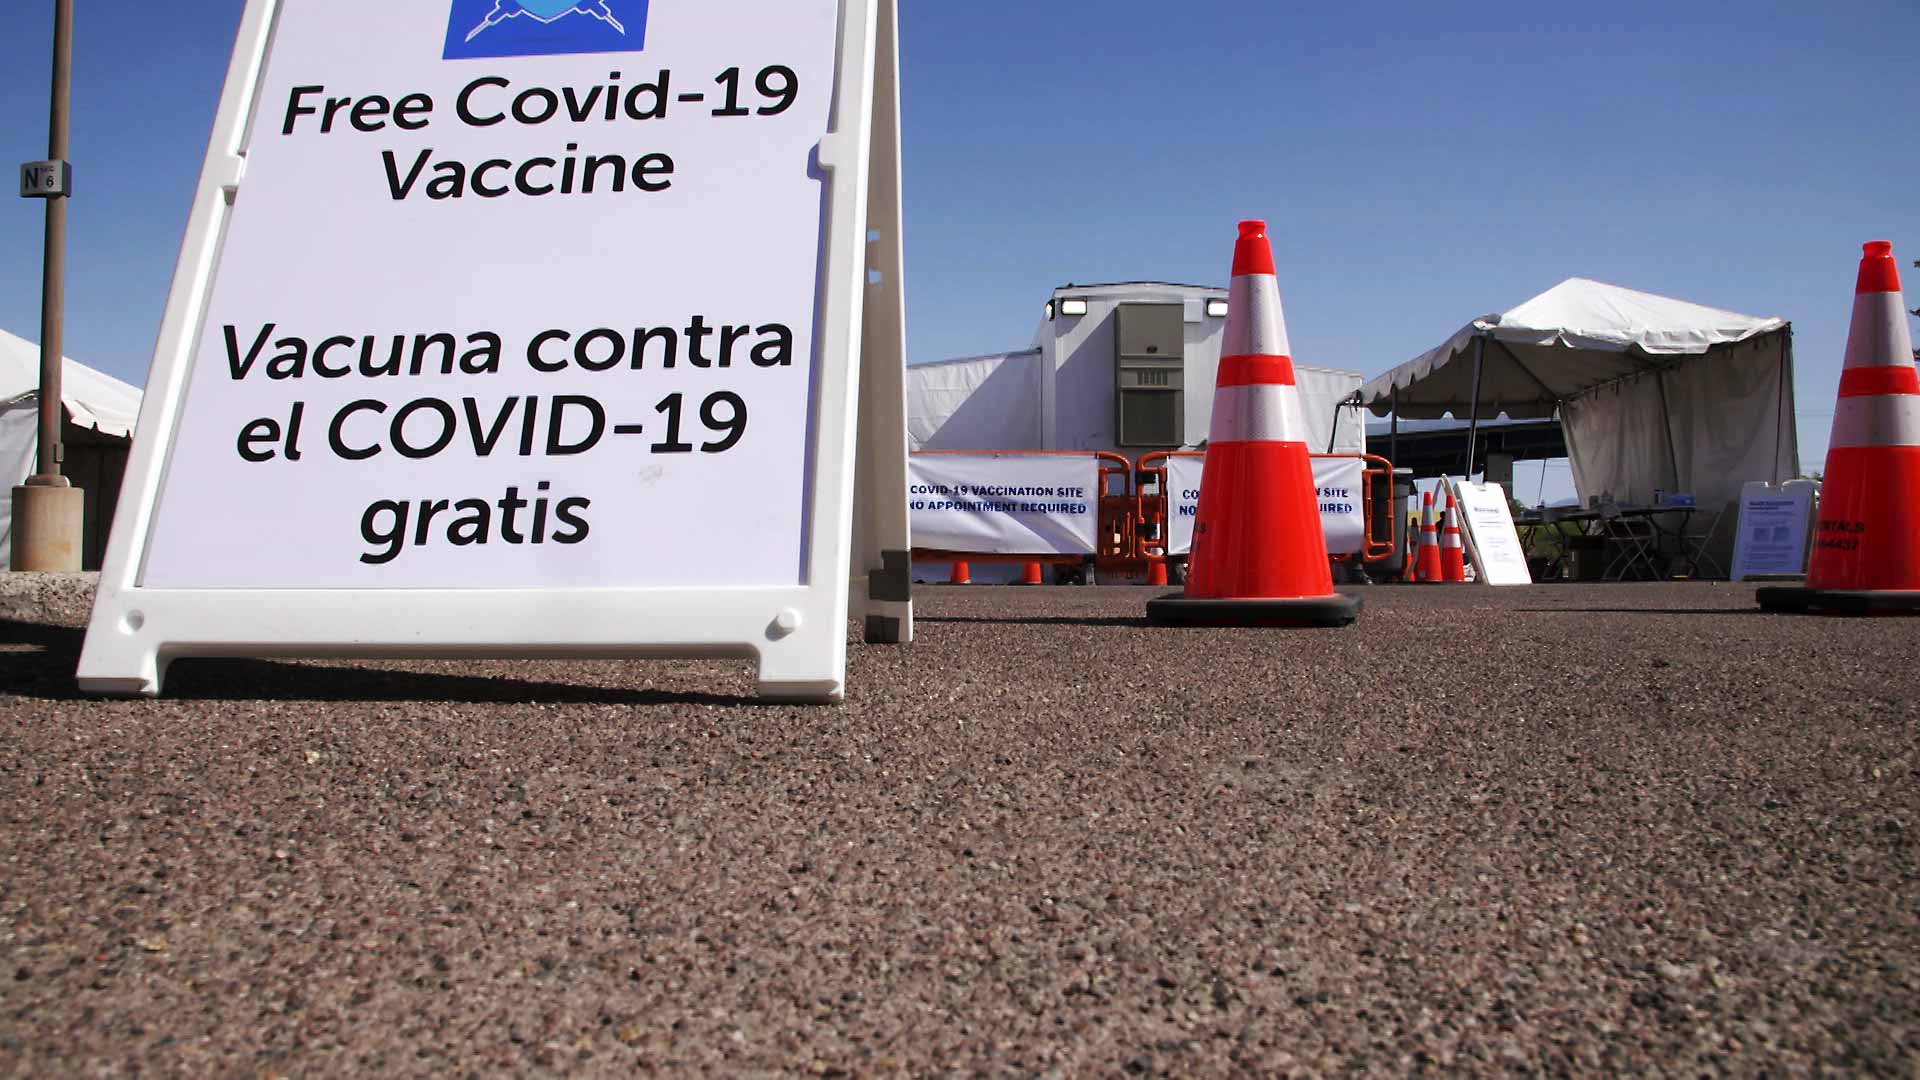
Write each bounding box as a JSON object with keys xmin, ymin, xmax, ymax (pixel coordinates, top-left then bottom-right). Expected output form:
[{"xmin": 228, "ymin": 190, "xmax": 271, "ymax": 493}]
[{"xmin": 850, "ymin": 0, "xmax": 912, "ymax": 646}]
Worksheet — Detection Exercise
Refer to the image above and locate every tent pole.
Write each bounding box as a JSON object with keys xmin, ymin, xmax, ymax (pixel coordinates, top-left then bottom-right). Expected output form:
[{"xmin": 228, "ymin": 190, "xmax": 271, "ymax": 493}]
[
  {"xmin": 1389, "ymin": 386, "xmax": 1399, "ymax": 468},
  {"xmin": 1655, "ymin": 365, "xmax": 1682, "ymax": 498},
  {"xmin": 1464, "ymin": 335, "xmax": 1486, "ymax": 479},
  {"xmin": 1389, "ymin": 386, "xmax": 1402, "ymax": 576},
  {"xmin": 1329, "ymin": 391, "xmax": 1359, "ymax": 454},
  {"xmin": 1777, "ymin": 326, "xmax": 1792, "ymax": 481}
]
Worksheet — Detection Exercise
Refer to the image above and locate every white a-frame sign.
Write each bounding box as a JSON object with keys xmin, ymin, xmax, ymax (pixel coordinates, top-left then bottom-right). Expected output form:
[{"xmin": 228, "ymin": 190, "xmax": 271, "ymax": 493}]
[{"xmin": 79, "ymin": 0, "xmax": 914, "ymax": 702}]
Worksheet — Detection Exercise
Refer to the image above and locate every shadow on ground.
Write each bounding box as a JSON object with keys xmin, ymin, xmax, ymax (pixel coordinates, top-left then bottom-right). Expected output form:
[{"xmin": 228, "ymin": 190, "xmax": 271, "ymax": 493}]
[
  {"xmin": 918, "ymin": 614, "xmax": 1150, "ymax": 628},
  {"xmin": 1514, "ymin": 607, "xmax": 1767, "ymax": 617},
  {"xmin": 0, "ymin": 618, "xmax": 760, "ymax": 707}
]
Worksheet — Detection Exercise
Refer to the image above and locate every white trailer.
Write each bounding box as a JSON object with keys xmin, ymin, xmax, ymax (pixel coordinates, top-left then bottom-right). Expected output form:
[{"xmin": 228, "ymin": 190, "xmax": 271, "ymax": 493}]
[{"xmin": 908, "ymin": 282, "xmax": 1366, "ymax": 456}]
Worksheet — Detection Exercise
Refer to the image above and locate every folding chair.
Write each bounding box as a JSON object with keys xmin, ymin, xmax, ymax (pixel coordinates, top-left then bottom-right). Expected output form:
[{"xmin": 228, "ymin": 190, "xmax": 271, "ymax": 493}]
[
  {"xmin": 1600, "ymin": 508, "xmax": 1662, "ymax": 581},
  {"xmin": 1670, "ymin": 506, "xmax": 1727, "ymax": 580},
  {"xmin": 1522, "ymin": 508, "xmax": 1573, "ymax": 581}
]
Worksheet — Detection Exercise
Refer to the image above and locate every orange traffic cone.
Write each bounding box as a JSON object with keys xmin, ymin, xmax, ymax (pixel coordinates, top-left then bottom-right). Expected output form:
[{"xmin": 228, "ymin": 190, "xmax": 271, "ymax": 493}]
[
  {"xmin": 1019, "ymin": 561, "xmax": 1044, "ymax": 586},
  {"xmin": 1761, "ymin": 241, "xmax": 1920, "ymax": 614},
  {"xmin": 1441, "ymin": 490, "xmax": 1467, "ymax": 583},
  {"xmin": 1147, "ymin": 560, "xmax": 1169, "ymax": 587},
  {"xmin": 1146, "ymin": 221, "xmax": 1361, "ymax": 627},
  {"xmin": 949, "ymin": 561, "xmax": 971, "ymax": 585},
  {"xmin": 1402, "ymin": 518, "xmax": 1420, "ymax": 582},
  {"xmin": 1416, "ymin": 491, "xmax": 1444, "ymax": 583}
]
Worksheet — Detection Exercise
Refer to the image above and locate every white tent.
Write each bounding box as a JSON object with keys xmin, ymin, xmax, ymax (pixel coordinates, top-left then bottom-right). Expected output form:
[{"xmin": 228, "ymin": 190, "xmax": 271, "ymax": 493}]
[
  {"xmin": 2, "ymin": 327, "xmax": 143, "ymax": 569},
  {"xmin": 1359, "ymin": 278, "xmax": 1797, "ymax": 512}
]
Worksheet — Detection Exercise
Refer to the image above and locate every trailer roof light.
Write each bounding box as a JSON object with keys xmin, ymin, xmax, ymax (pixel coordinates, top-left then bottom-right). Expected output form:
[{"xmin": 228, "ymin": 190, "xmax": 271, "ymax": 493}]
[
  {"xmin": 1205, "ymin": 299, "xmax": 1229, "ymax": 318},
  {"xmin": 1058, "ymin": 298, "xmax": 1089, "ymax": 317}
]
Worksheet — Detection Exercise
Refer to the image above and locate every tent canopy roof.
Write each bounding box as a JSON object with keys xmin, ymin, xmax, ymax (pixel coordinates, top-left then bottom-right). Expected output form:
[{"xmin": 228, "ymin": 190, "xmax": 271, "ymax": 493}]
[
  {"xmin": 1, "ymin": 327, "xmax": 142, "ymax": 437},
  {"xmin": 1360, "ymin": 278, "xmax": 1787, "ymax": 419}
]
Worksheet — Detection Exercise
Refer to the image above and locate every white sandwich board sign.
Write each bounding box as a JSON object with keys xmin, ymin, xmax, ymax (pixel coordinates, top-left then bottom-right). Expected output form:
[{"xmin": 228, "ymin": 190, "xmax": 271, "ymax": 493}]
[
  {"xmin": 79, "ymin": 0, "xmax": 914, "ymax": 702},
  {"xmin": 1451, "ymin": 478, "xmax": 1532, "ymax": 585},
  {"xmin": 1729, "ymin": 480, "xmax": 1815, "ymax": 581}
]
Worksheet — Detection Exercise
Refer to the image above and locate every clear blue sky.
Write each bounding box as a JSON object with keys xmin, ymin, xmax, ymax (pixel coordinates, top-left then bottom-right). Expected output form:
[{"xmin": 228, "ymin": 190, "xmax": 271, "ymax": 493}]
[{"xmin": 3, "ymin": 1, "xmax": 1915, "ymax": 488}]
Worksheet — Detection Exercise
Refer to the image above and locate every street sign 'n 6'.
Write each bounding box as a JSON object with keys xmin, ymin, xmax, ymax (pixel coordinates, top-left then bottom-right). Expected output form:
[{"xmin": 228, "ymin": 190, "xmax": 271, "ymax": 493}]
[{"xmin": 18, "ymin": 160, "xmax": 71, "ymax": 198}]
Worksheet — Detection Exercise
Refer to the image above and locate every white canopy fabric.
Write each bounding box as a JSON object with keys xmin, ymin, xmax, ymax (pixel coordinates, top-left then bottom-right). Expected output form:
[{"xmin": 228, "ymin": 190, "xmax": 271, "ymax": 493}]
[
  {"xmin": 1, "ymin": 326, "xmax": 142, "ymax": 437},
  {"xmin": 1293, "ymin": 365, "xmax": 1367, "ymax": 455},
  {"xmin": 1360, "ymin": 278, "xmax": 1797, "ymax": 511},
  {"xmin": 906, "ymin": 349, "xmax": 1044, "ymax": 451}
]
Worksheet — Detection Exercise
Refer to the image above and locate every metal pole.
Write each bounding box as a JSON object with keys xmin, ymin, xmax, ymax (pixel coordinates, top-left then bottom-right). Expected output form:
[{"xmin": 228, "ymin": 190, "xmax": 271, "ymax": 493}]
[
  {"xmin": 1464, "ymin": 334, "xmax": 1486, "ymax": 479},
  {"xmin": 1327, "ymin": 391, "xmax": 1359, "ymax": 454},
  {"xmin": 1778, "ymin": 326, "xmax": 1792, "ymax": 480},
  {"xmin": 1654, "ymin": 367, "xmax": 1682, "ymax": 497},
  {"xmin": 1389, "ymin": 385, "xmax": 1402, "ymax": 576},
  {"xmin": 1388, "ymin": 385, "xmax": 1399, "ymax": 468},
  {"xmin": 33, "ymin": 0, "xmax": 73, "ymax": 484},
  {"xmin": 11, "ymin": 0, "xmax": 83, "ymax": 572}
]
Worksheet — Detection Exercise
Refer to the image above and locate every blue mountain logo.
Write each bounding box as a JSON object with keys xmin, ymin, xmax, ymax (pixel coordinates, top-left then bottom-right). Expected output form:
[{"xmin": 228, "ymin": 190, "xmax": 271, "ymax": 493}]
[{"xmin": 443, "ymin": 0, "xmax": 649, "ymax": 60}]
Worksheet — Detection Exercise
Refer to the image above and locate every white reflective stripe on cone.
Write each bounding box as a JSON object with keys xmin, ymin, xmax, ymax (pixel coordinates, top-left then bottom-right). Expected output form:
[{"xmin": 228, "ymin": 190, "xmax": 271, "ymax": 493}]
[
  {"xmin": 1222, "ymin": 274, "xmax": 1290, "ymax": 358},
  {"xmin": 1208, "ymin": 382, "xmax": 1304, "ymax": 444},
  {"xmin": 1830, "ymin": 394, "xmax": 1920, "ymax": 449},
  {"xmin": 1443, "ymin": 532, "xmax": 1462, "ymax": 549},
  {"xmin": 1844, "ymin": 293, "xmax": 1917, "ymax": 369}
]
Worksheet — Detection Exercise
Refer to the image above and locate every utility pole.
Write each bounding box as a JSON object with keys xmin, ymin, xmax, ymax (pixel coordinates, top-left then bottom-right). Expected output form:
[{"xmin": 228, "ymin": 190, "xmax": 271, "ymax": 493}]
[{"xmin": 11, "ymin": 0, "xmax": 84, "ymax": 572}]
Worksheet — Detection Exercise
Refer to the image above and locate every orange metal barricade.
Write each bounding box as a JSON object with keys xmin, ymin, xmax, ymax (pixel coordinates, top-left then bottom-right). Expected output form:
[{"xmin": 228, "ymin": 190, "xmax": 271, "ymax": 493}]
[
  {"xmin": 909, "ymin": 451, "xmax": 1137, "ymax": 581},
  {"xmin": 1135, "ymin": 450, "xmax": 1396, "ymax": 570},
  {"xmin": 909, "ymin": 450, "xmax": 1395, "ymax": 583},
  {"xmin": 1343, "ymin": 453, "xmax": 1396, "ymax": 563}
]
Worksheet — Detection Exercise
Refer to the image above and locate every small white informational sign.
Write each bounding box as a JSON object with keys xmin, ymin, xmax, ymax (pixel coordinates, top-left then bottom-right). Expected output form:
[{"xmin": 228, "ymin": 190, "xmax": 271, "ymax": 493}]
[
  {"xmin": 1165, "ymin": 454, "xmax": 1365, "ymax": 556},
  {"xmin": 1452, "ymin": 479, "xmax": 1532, "ymax": 585},
  {"xmin": 79, "ymin": 0, "xmax": 910, "ymax": 701},
  {"xmin": 1730, "ymin": 481, "xmax": 1815, "ymax": 581},
  {"xmin": 908, "ymin": 454, "xmax": 1099, "ymax": 555}
]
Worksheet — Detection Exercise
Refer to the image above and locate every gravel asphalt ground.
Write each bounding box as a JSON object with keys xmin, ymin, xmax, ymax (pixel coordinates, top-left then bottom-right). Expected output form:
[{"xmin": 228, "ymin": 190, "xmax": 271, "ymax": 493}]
[{"xmin": 1, "ymin": 576, "xmax": 1916, "ymax": 1077}]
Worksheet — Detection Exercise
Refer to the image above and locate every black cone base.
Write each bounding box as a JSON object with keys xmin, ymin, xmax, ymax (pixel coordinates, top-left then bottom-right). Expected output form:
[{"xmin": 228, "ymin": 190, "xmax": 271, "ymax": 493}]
[
  {"xmin": 1146, "ymin": 591, "xmax": 1362, "ymax": 628},
  {"xmin": 1757, "ymin": 587, "xmax": 1920, "ymax": 616}
]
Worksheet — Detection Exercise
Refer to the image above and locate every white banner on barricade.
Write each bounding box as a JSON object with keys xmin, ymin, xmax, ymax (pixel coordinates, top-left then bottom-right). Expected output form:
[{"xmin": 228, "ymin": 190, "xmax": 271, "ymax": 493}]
[
  {"xmin": 1165, "ymin": 454, "xmax": 1365, "ymax": 556},
  {"xmin": 908, "ymin": 454, "xmax": 1098, "ymax": 555}
]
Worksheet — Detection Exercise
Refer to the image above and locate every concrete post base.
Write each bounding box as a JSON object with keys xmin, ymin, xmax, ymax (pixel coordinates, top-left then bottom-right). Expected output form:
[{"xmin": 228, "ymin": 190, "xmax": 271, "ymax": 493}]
[{"xmin": 10, "ymin": 480, "xmax": 85, "ymax": 572}]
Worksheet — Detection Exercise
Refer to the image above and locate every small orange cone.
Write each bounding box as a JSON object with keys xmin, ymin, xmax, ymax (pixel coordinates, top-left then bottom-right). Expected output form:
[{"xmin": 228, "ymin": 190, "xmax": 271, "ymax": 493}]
[
  {"xmin": 1761, "ymin": 241, "xmax": 1920, "ymax": 614},
  {"xmin": 1020, "ymin": 561, "xmax": 1044, "ymax": 586},
  {"xmin": 949, "ymin": 561, "xmax": 971, "ymax": 585},
  {"xmin": 1146, "ymin": 221, "xmax": 1360, "ymax": 627},
  {"xmin": 1402, "ymin": 520, "xmax": 1419, "ymax": 582},
  {"xmin": 1441, "ymin": 490, "xmax": 1467, "ymax": 583},
  {"xmin": 1416, "ymin": 491, "xmax": 1444, "ymax": 583},
  {"xmin": 1147, "ymin": 560, "xmax": 1169, "ymax": 587}
]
